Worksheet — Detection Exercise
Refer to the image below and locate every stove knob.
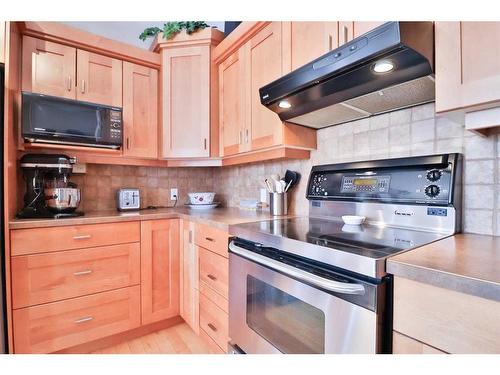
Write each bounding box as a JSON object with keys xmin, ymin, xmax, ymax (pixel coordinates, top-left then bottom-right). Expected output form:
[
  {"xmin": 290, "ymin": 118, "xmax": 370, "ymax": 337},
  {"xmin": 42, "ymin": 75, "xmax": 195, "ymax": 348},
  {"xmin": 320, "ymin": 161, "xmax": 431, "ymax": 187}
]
[
  {"xmin": 425, "ymin": 185, "xmax": 440, "ymax": 198},
  {"xmin": 426, "ymin": 169, "xmax": 442, "ymax": 182}
]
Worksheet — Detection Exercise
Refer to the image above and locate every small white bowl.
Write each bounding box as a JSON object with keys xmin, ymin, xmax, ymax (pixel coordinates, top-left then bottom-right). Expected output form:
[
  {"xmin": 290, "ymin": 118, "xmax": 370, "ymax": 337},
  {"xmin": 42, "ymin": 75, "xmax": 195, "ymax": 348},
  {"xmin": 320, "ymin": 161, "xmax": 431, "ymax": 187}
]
[
  {"xmin": 341, "ymin": 215, "xmax": 366, "ymax": 225},
  {"xmin": 188, "ymin": 192, "xmax": 215, "ymax": 205}
]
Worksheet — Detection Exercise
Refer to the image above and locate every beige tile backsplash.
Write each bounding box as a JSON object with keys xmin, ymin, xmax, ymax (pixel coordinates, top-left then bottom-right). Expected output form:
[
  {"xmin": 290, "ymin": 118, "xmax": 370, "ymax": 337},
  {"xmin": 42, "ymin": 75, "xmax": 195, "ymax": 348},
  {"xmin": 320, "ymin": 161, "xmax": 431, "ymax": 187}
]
[{"xmin": 74, "ymin": 103, "xmax": 500, "ymax": 236}]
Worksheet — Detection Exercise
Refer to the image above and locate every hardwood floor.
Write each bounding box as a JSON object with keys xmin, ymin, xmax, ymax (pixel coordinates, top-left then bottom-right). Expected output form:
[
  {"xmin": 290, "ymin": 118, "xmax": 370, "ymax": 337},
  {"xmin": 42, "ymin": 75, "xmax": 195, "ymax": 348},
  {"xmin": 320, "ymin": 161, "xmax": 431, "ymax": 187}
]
[{"xmin": 92, "ymin": 323, "xmax": 213, "ymax": 354}]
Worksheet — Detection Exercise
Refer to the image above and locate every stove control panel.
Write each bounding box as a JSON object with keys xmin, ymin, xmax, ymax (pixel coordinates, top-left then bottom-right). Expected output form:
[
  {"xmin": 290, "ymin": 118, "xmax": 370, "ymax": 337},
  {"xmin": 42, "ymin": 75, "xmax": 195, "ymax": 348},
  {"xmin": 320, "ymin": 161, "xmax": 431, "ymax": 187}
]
[{"xmin": 306, "ymin": 154, "xmax": 462, "ymax": 206}]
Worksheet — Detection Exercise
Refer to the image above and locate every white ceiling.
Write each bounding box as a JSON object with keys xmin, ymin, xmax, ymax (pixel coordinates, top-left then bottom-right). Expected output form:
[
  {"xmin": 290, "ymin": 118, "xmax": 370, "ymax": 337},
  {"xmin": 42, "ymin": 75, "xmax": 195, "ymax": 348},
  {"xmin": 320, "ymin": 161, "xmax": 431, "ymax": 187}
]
[{"xmin": 61, "ymin": 22, "xmax": 225, "ymax": 50}]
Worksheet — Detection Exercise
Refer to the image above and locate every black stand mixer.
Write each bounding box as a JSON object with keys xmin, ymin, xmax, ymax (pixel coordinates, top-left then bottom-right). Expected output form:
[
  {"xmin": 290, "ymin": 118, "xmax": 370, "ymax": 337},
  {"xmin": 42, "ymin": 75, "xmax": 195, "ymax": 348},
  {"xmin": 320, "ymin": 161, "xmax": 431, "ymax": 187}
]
[{"xmin": 17, "ymin": 154, "xmax": 84, "ymax": 219}]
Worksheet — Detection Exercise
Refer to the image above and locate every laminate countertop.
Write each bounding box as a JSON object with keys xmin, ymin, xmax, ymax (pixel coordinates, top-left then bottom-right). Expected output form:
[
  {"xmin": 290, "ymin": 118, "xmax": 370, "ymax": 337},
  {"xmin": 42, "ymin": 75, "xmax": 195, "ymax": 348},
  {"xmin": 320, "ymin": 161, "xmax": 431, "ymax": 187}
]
[
  {"xmin": 9, "ymin": 207, "xmax": 294, "ymax": 231},
  {"xmin": 387, "ymin": 234, "xmax": 500, "ymax": 302}
]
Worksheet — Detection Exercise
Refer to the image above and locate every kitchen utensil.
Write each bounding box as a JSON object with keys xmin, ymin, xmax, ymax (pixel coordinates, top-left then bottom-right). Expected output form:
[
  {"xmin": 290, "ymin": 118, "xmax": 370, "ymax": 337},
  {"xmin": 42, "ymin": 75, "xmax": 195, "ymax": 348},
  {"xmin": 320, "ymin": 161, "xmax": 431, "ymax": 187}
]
[
  {"xmin": 341, "ymin": 215, "xmax": 366, "ymax": 225},
  {"xmin": 270, "ymin": 173, "xmax": 281, "ymax": 184},
  {"xmin": 116, "ymin": 188, "xmax": 140, "ymax": 211},
  {"xmin": 269, "ymin": 192, "xmax": 287, "ymax": 215},
  {"xmin": 284, "ymin": 170, "xmax": 300, "ymax": 190},
  {"xmin": 188, "ymin": 192, "xmax": 216, "ymax": 205},
  {"xmin": 284, "ymin": 180, "xmax": 293, "ymax": 192},
  {"xmin": 185, "ymin": 202, "xmax": 220, "ymax": 210},
  {"xmin": 264, "ymin": 179, "xmax": 274, "ymax": 193},
  {"xmin": 44, "ymin": 187, "xmax": 81, "ymax": 213},
  {"xmin": 279, "ymin": 180, "xmax": 287, "ymax": 193}
]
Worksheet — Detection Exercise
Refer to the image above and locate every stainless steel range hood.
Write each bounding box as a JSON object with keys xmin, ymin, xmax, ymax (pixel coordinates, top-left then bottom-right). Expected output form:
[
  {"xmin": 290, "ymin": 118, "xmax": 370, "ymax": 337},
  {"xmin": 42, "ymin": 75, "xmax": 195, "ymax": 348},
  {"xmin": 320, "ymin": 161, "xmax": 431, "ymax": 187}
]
[{"xmin": 260, "ymin": 22, "xmax": 435, "ymax": 129}]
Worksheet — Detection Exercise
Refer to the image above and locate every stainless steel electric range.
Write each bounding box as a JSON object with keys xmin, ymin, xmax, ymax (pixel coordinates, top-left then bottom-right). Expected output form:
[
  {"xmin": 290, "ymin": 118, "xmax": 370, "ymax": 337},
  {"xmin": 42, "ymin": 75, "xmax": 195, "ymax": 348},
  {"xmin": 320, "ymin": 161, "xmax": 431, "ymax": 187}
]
[{"xmin": 228, "ymin": 153, "xmax": 462, "ymax": 354}]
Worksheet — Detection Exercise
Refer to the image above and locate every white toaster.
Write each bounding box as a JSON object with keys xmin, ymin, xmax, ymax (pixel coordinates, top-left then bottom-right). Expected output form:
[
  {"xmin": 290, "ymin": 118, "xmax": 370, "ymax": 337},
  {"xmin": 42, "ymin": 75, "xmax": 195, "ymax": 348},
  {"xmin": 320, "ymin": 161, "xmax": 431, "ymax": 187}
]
[{"xmin": 116, "ymin": 188, "xmax": 140, "ymax": 211}]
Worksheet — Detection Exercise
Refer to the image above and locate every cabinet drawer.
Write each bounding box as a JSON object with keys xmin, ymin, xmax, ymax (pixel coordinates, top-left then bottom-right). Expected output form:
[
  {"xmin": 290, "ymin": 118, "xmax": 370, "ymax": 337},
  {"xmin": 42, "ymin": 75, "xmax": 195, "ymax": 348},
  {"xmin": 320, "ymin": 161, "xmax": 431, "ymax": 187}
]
[
  {"xmin": 199, "ymin": 281, "xmax": 228, "ymax": 313},
  {"xmin": 195, "ymin": 224, "xmax": 229, "ymax": 258},
  {"xmin": 13, "ymin": 285, "xmax": 141, "ymax": 353},
  {"xmin": 199, "ymin": 293, "xmax": 228, "ymax": 352},
  {"xmin": 199, "ymin": 327, "xmax": 225, "ymax": 354},
  {"xmin": 199, "ymin": 247, "xmax": 228, "ymax": 299},
  {"xmin": 11, "ymin": 221, "xmax": 140, "ymax": 256},
  {"xmin": 12, "ymin": 243, "xmax": 140, "ymax": 309}
]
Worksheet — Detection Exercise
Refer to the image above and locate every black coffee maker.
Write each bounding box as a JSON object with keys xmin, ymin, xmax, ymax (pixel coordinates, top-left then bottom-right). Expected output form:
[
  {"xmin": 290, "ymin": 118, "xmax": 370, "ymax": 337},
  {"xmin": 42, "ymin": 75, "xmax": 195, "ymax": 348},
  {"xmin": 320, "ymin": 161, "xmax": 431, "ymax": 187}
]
[{"xmin": 17, "ymin": 154, "xmax": 84, "ymax": 219}]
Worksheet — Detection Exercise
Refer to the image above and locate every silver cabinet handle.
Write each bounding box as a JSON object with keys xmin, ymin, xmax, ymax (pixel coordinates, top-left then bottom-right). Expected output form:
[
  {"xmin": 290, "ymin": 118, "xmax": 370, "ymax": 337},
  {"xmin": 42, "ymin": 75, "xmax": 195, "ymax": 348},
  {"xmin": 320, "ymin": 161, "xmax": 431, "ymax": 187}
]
[
  {"xmin": 67, "ymin": 76, "xmax": 72, "ymax": 91},
  {"xmin": 81, "ymin": 79, "xmax": 86, "ymax": 94},
  {"xmin": 343, "ymin": 25, "xmax": 349, "ymax": 44},
  {"xmin": 207, "ymin": 323, "xmax": 217, "ymax": 332},
  {"xmin": 239, "ymin": 130, "xmax": 242, "ymax": 145},
  {"xmin": 73, "ymin": 235, "xmax": 91, "ymax": 240},
  {"xmin": 229, "ymin": 241, "xmax": 365, "ymax": 295},
  {"xmin": 245, "ymin": 129, "xmax": 249, "ymax": 144},
  {"xmin": 74, "ymin": 316, "xmax": 93, "ymax": 324},
  {"xmin": 189, "ymin": 230, "xmax": 193, "ymax": 244},
  {"xmin": 207, "ymin": 274, "xmax": 217, "ymax": 281},
  {"xmin": 328, "ymin": 35, "xmax": 334, "ymax": 51},
  {"xmin": 126, "ymin": 137, "xmax": 130, "ymax": 150},
  {"xmin": 204, "ymin": 138, "xmax": 207, "ymax": 150},
  {"xmin": 205, "ymin": 237, "xmax": 214, "ymax": 242},
  {"xmin": 73, "ymin": 269, "xmax": 93, "ymax": 276}
]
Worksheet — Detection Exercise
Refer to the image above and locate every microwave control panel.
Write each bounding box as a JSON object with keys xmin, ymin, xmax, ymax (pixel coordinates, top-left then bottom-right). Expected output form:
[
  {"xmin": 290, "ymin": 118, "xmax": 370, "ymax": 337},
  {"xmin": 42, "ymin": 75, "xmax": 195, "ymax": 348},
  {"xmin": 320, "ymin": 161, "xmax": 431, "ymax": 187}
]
[{"xmin": 109, "ymin": 110, "xmax": 122, "ymax": 141}]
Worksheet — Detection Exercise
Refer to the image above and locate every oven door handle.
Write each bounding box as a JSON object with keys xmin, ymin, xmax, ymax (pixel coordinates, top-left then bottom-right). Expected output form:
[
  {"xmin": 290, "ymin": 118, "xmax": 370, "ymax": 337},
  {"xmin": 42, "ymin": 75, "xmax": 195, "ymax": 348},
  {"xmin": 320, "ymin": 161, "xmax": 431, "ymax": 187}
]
[{"xmin": 229, "ymin": 241, "xmax": 365, "ymax": 295}]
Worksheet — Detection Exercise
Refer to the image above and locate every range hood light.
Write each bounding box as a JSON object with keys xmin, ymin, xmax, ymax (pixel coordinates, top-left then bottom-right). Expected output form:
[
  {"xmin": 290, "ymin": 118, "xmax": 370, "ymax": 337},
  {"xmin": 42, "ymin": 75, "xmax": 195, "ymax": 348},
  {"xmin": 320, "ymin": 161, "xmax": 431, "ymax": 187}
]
[
  {"xmin": 372, "ymin": 60, "xmax": 395, "ymax": 73},
  {"xmin": 278, "ymin": 100, "xmax": 292, "ymax": 109}
]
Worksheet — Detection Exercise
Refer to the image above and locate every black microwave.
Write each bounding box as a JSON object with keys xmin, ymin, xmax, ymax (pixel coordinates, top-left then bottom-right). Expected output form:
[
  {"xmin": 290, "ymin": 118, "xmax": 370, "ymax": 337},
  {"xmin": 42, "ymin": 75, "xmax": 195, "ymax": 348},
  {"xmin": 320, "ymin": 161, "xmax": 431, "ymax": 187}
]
[{"xmin": 22, "ymin": 92, "xmax": 123, "ymax": 149}]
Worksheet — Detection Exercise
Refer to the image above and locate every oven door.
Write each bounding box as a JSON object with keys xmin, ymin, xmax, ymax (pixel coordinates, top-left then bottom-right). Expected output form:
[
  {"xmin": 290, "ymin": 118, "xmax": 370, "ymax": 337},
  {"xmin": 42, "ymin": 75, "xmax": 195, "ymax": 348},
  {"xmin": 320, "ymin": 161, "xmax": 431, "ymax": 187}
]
[{"xmin": 229, "ymin": 241, "xmax": 378, "ymax": 354}]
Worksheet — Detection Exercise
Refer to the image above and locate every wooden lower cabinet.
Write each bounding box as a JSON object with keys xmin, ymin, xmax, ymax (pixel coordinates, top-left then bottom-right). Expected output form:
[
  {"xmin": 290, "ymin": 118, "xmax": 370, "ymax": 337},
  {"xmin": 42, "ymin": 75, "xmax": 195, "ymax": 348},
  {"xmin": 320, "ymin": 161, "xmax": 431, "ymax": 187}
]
[
  {"xmin": 13, "ymin": 286, "xmax": 141, "ymax": 354},
  {"xmin": 180, "ymin": 220, "xmax": 199, "ymax": 333},
  {"xmin": 141, "ymin": 219, "xmax": 180, "ymax": 325},
  {"xmin": 199, "ymin": 247, "xmax": 229, "ymax": 298}
]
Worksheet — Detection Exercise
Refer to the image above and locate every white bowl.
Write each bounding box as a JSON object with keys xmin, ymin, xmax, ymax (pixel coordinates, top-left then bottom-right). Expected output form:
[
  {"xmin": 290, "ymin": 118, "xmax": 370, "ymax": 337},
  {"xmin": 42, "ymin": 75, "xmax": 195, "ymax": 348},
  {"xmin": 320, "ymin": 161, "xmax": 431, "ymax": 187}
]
[
  {"xmin": 188, "ymin": 192, "xmax": 215, "ymax": 205},
  {"xmin": 341, "ymin": 215, "xmax": 366, "ymax": 225}
]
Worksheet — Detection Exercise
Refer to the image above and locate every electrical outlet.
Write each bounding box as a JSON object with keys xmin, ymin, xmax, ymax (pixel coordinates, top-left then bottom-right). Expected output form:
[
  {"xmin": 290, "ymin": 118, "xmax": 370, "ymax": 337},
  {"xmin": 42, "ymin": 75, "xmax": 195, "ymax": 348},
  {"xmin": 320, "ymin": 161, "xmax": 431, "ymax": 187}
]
[{"xmin": 170, "ymin": 188, "xmax": 178, "ymax": 200}]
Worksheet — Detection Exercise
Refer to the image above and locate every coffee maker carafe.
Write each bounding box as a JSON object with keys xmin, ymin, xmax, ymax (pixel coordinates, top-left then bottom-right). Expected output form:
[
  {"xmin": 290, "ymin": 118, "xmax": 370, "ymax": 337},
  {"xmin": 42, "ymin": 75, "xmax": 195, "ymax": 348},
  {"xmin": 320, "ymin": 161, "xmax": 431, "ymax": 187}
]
[{"xmin": 17, "ymin": 154, "xmax": 84, "ymax": 219}]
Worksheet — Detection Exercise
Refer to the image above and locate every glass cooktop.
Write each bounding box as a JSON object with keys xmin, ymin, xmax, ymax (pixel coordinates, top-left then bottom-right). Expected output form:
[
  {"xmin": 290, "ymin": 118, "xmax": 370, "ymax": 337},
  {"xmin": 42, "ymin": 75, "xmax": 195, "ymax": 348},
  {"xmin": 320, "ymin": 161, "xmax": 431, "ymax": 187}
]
[{"xmin": 230, "ymin": 216, "xmax": 448, "ymax": 260}]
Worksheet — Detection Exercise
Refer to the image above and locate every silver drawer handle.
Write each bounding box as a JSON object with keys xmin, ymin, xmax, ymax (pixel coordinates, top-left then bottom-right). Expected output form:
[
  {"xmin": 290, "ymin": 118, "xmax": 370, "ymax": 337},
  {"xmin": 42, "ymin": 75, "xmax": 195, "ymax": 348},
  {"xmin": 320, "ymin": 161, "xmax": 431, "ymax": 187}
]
[
  {"xmin": 205, "ymin": 237, "xmax": 215, "ymax": 242},
  {"xmin": 73, "ymin": 269, "xmax": 93, "ymax": 276},
  {"xmin": 73, "ymin": 235, "xmax": 91, "ymax": 240},
  {"xmin": 229, "ymin": 241, "xmax": 365, "ymax": 295},
  {"xmin": 207, "ymin": 274, "xmax": 217, "ymax": 281},
  {"xmin": 207, "ymin": 323, "xmax": 217, "ymax": 332},
  {"xmin": 74, "ymin": 316, "xmax": 93, "ymax": 324}
]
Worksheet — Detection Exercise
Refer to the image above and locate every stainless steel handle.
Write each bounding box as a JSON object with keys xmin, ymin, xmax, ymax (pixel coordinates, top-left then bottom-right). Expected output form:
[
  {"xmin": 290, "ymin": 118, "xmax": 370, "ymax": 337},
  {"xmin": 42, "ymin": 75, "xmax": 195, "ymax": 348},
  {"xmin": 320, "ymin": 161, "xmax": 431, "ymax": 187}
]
[
  {"xmin": 80, "ymin": 79, "xmax": 85, "ymax": 94},
  {"xmin": 328, "ymin": 35, "xmax": 334, "ymax": 51},
  {"xmin": 343, "ymin": 25, "xmax": 349, "ymax": 44},
  {"xmin": 73, "ymin": 269, "xmax": 93, "ymax": 276},
  {"xmin": 205, "ymin": 237, "xmax": 214, "ymax": 242},
  {"xmin": 189, "ymin": 230, "xmax": 193, "ymax": 244},
  {"xmin": 239, "ymin": 130, "xmax": 242, "ymax": 145},
  {"xmin": 126, "ymin": 137, "xmax": 130, "ymax": 150},
  {"xmin": 74, "ymin": 316, "xmax": 93, "ymax": 324},
  {"xmin": 67, "ymin": 76, "xmax": 72, "ymax": 91},
  {"xmin": 229, "ymin": 241, "xmax": 365, "ymax": 295},
  {"xmin": 245, "ymin": 129, "xmax": 249, "ymax": 144},
  {"xmin": 207, "ymin": 323, "xmax": 217, "ymax": 332},
  {"xmin": 207, "ymin": 274, "xmax": 217, "ymax": 281},
  {"xmin": 73, "ymin": 235, "xmax": 91, "ymax": 240},
  {"xmin": 204, "ymin": 138, "xmax": 207, "ymax": 150}
]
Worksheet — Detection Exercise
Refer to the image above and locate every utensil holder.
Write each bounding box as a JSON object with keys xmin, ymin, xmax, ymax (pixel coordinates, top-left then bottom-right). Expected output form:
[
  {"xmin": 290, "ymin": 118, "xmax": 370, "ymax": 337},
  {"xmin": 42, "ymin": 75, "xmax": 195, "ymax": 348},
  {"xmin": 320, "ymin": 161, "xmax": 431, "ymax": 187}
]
[{"xmin": 269, "ymin": 192, "xmax": 288, "ymax": 216}]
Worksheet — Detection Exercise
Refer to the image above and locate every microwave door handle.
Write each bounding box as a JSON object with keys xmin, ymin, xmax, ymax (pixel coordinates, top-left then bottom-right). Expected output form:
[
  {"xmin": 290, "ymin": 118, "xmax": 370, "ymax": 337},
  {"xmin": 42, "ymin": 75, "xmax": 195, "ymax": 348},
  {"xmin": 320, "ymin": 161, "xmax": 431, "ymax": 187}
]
[{"xmin": 229, "ymin": 241, "xmax": 365, "ymax": 295}]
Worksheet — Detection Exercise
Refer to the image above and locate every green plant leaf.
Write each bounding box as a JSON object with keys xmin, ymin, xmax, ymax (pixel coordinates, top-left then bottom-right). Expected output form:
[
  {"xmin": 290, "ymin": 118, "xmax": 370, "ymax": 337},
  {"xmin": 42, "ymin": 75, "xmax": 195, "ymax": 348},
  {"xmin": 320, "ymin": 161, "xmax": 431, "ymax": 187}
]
[{"xmin": 139, "ymin": 22, "xmax": 210, "ymax": 41}]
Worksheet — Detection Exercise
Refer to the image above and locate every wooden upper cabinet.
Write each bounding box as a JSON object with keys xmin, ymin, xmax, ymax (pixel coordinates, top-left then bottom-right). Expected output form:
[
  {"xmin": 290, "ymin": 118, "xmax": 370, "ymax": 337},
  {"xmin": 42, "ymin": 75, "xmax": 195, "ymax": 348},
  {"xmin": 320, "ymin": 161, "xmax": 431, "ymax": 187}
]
[
  {"xmin": 140, "ymin": 219, "xmax": 180, "ymax": 325},
  {"xmin": 353, "ymin": 22, "xmax": 385, "ymax": 38},
  {"xmin": 22, "ymin": 36, "xmax": 76, "ymax": 99},
  {"xmin": 162, "ymin": 46, "xmax": 210, "ymax": 158},
  {"xmin": 76, "ymin": 50, "xmax": 122, "ymax": 107},
  {"xmin": 289, "ymin": 22, "xmax": 338, "ymax": 70},
  {"xmin": 246, "ymin": 22, "xmax": 285, "ymax": 151},
  {"xmin": 436, "ymin": 22, "xmax": 500, "ymax": 114},
  {"xmin": 219, "ymin": 49, "xmax": 246, "ymax": 156},
  {"xmin": 122, "ymin": 62, "xmax": 158, "ymax": 159}
]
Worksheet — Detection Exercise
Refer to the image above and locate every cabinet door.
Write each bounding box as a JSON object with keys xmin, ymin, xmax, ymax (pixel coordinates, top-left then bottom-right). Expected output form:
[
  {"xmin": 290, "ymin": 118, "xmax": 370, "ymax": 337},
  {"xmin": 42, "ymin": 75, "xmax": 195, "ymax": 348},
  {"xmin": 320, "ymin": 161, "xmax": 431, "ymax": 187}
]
[
  {"xmin": 436, "ymin": 22, "xmax": 500, "ymax": 113},
  {"xmin": 141, "ymin": 219, "xmax": 180, "ymax": 325},
  {"xmin": 162, "ymin": 46, "xmax": 210, "ymax": 158},
  {"xmin": 1, "ymin": 22, "xmax": 5, "ymax": 64},
  {"xmin": 289, "ymin": 22, "xmax": 338, "ymax": 70},
  {"xmin": 123, "ymin": 62, "xmax": 158, "ymax": 159},
  {"xmin": 246, "ymin": 22, "xmax": 285, "ymax": 151},
  {"xmin": 338, "ymin": 22, "xmax": 354, "ymax": 46},
  {"xmin": 22, "ymin": 36, "xmax": 76, "ymax": 99},
  {"xmin": 76, "ymin": 49, "xmax": 122, "ymax": 107},
  {"xmin": 353, "ymin": 22, "xmax": 385, "ymax": 38},
  {"xmin": 219, "ymin": 49, "xmax": 245, "ymax": 156},
  {"xmin": 180, "ymin": 221, "xmax": 199, "ymax": 333}
]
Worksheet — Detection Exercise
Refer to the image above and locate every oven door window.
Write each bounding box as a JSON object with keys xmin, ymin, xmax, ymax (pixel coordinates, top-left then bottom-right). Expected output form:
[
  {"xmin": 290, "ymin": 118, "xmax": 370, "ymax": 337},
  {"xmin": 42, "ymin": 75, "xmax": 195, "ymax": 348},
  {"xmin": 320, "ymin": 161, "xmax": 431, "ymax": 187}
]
[{"xmin": 246, "ymin": 275, "xmax": 325, "ymax": 354}]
